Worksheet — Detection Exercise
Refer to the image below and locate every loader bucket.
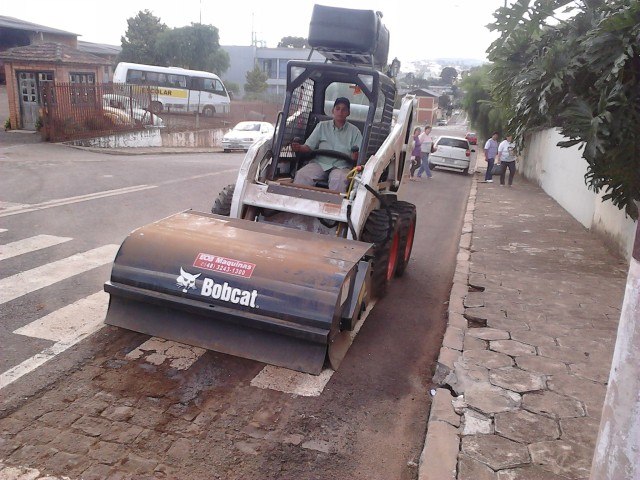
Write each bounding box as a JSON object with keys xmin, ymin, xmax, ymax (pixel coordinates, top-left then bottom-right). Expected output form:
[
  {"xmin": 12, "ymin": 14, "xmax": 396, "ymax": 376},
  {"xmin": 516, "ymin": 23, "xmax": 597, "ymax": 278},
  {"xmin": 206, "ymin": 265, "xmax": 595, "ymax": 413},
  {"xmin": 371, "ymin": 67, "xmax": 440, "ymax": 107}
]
[{"xmin": 104, "ymin": 210, "xmax": 373, "ymax": 374}]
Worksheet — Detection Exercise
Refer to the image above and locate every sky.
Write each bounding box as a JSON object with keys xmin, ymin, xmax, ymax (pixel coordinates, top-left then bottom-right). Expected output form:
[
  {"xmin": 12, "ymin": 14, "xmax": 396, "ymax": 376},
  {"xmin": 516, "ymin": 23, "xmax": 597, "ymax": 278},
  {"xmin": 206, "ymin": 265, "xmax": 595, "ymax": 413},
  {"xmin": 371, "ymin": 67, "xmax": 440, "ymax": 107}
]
[{"xmin": 1, "ymin": 0, "xmax": 506, "ymax": 64}]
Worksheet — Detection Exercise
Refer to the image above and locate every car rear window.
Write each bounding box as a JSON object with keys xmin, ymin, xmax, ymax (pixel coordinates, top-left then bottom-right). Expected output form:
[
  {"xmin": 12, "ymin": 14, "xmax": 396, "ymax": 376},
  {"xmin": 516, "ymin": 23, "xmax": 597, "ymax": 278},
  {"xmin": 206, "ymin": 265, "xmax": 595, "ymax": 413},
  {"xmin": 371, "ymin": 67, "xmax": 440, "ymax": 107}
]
[{"xmin": 438, "ymin": 138, "xmax": 469, "ymax": 149}]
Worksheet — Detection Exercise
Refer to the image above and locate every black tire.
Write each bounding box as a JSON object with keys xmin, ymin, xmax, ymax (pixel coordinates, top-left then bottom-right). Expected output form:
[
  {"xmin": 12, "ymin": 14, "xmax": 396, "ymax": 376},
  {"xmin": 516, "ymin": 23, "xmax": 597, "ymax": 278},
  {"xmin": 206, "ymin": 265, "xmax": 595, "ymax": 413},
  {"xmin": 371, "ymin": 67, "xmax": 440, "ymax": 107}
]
[
  {"xmin": 389, "ymin": 201, "xmax": 416, "ymax": 277},
  {"xmin": 462, "ymin": 167, "xmax": 469, "ymax": 175},
  {"xmin": 361, "ymin": 208, "xmax": 400, "ymax": 298},
  {"xmin": 150, "ymin": 101, "xmax": 163, "ymax": 113},
  {"xmin": 211, "ymin": 184, "xmax": 235, "ymax": 216},
  {"xmin": 202, "ymin": 106, "xmax": 215, "ymax": 117},
  {"xmin": 428, "ymin": 162, "xmax": 436, "ymax": 170}
]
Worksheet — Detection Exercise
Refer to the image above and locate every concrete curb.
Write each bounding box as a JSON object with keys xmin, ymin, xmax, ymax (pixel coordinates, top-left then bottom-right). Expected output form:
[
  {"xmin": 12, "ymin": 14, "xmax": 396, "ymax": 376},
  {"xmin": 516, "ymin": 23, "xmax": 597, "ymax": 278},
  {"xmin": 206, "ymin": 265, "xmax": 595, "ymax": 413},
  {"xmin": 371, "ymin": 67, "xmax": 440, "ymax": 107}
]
[{"xmin": 418, "ymin": 175, "xmax": 478, "ymax": 480}]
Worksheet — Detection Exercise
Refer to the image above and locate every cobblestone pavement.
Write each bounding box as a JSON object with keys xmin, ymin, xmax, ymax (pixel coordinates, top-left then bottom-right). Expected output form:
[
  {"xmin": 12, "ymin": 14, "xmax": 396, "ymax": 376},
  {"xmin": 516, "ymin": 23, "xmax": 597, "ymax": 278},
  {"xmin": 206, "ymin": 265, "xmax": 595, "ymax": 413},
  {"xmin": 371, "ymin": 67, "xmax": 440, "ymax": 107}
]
[{"xmin": 419, "ymin": 173, "xmax": 628, "ymax": 480}]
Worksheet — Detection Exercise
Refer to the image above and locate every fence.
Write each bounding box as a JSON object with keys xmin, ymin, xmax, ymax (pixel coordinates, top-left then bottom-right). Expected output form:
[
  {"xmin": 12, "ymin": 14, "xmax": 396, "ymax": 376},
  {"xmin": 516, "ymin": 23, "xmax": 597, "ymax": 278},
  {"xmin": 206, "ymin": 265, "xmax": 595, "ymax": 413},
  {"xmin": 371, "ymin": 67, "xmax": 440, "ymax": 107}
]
[{"xmin": 41, "ymin": 83, "xmax": 158, "ymax": 142}]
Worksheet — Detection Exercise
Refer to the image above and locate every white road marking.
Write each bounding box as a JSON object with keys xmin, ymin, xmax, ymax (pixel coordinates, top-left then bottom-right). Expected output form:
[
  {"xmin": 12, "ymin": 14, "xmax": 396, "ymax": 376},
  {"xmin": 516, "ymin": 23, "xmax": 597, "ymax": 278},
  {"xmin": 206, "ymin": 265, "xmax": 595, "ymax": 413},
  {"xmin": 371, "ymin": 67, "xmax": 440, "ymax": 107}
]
[
  {"xmin": 126, "ymin": 337, "xmax": 206, "ymax": 370},
  {"xmin": 0, "ymin": 292, "xmax": 108, "ymax": 390},
  {"xmin": 13, "ymin": 291, "xmax": 108, "ymax": 342},
  {"xmin": 251, "ymin": 301, "xmax": 375, "ymax": 396},
  {"xmin": 0, "ymin": 229, "xmax": 7, "ymax": 233},
  {"xmin": 0, "ymin": 185, "xmax": 157, "ymax": 217},
  {"xmin": 251, "ymin": 367, "xmax": 334, "ymax": 397},
  {"xmin": 0, "ymin": 244, "xmax": 119, "ymax": 305},
  {"xmin": 0, "ymin": 234, "xmax": 72, "ymax": 261},
  {"xmin": 0, "ymin": 170, "xmax": 238, "ymax": 218}
]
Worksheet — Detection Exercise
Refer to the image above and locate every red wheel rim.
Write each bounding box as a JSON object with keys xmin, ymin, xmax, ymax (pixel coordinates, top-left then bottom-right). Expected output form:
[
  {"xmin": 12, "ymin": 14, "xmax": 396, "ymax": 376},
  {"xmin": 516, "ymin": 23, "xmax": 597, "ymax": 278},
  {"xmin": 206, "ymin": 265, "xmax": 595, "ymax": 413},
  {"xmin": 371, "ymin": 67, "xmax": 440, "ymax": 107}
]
[
  {"xmin": 387, "ymin": 233, "xmax": 400, "ymax": 280},
  {"xmin": 404, "ymin": 220, "xmax": 415, "ymax": 261}
]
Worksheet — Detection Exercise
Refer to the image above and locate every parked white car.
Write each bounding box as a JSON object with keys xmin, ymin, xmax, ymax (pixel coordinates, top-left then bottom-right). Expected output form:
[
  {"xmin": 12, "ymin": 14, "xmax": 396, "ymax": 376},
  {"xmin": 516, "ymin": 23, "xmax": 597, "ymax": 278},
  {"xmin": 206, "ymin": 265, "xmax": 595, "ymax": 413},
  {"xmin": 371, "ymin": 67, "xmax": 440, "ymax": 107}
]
[
  {"xmin": 222, "ymin": 121, "xmax": 274, "ymax": 152},
  {"xmin": 102, "ymin": 94, "xmax": 164, "ymax": 127},
  {"xmin": 429, "ymin": 136, "xmax": 474, "ymax": 174}
]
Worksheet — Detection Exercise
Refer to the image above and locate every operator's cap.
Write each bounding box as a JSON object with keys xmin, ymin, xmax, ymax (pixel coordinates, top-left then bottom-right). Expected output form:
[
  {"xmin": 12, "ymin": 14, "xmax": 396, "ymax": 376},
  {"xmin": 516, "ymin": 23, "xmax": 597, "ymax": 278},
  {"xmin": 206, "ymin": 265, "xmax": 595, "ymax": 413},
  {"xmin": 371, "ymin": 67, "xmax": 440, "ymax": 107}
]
[{"xmin": 333, "ymin": 97, "xmax": 350, "ymax": 110}]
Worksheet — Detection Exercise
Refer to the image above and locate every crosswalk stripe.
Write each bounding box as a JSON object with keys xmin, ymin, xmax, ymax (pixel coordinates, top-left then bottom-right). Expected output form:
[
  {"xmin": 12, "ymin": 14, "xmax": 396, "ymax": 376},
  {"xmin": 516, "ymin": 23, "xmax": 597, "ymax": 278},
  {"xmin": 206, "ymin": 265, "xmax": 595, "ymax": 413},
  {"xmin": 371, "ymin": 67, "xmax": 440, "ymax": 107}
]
[
  {"xmin": 0, "ymin": 234, "xmax": 72, "ymax": 261},
  {"xmin": 13, "ymin": 291, "xmax": 108, "ymax": 342},
  {"xmin": 0, "ymin": 244, "xmax": 119, "ymax": 305}
]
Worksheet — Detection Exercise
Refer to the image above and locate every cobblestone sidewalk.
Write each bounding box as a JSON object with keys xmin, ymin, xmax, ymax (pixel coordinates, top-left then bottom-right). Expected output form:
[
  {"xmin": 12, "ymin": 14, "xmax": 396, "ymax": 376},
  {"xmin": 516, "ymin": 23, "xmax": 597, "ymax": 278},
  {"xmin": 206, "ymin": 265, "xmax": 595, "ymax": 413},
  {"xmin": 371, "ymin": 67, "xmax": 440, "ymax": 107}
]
[{"xmin": 419, "ymin": 174, "xmax": 628, "ymax": 479}]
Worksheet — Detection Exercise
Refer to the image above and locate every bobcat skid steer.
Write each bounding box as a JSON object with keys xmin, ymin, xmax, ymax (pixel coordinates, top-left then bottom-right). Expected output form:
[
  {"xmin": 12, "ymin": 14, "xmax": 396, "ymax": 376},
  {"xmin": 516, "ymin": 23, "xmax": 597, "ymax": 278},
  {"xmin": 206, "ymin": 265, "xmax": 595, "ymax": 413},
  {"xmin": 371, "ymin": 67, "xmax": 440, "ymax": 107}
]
[{"xmin": 104, "ymin": 5, "xmax": 418, "ymax": 375}]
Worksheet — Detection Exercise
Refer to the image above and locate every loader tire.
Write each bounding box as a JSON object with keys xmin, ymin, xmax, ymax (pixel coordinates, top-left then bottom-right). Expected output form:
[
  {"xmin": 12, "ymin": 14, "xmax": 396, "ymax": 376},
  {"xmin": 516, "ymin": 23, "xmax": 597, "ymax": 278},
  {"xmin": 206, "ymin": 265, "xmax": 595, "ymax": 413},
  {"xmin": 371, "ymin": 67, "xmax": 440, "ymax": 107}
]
[
  {"xmin": 211, "ymin": 184, "xmax": 235, "ymax": 216},
  {"xmin": 390, "ymin": 201, "xmax": 416, "ymax": 277},
  {"xmin": 361, "ymin": 208, "xmax": 400, "ymax": 298}
]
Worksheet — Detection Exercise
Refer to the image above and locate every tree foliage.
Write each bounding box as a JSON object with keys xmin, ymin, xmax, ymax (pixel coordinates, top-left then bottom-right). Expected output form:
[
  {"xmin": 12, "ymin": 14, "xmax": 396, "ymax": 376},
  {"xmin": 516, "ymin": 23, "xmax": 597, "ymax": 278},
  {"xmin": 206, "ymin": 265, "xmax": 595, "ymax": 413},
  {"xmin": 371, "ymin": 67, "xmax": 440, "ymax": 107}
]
[
  {"xmin": 277, "ymin": 36, "xmax": 309, "ymax": 48},
  {"xmin": 487, "ymin": 0, "xmax": 640, "ymax": 218},
  {"xmin": 244, "ymin": 65, "xmax": 268, "ymax": 100},
  {"xmin": 119, "ymin": 11, "xmax": 229, "ymax": 75},
  {"xmin": 460, "ymin": 65, "xmax": 506, "ymax": 141},
  {"xmin": 440, "ymin": 66, "xmax": 458, "ymax": 84},
  {"xmin": 155, "ymin": 23, "xmax": 229, "ymax": 74},
  {"xmin": 119, "ymin": 10, "xmax": 167, "ymax": 65}
]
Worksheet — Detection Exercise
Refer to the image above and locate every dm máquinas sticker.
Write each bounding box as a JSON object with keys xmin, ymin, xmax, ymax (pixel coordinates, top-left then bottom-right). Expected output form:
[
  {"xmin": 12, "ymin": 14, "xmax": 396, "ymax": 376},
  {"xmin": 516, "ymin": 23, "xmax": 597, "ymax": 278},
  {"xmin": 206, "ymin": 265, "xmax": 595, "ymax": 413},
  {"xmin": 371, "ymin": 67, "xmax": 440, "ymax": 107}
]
[{"xmin": 176, "ymin": 267, "xmax": 258, "ymax": 308}]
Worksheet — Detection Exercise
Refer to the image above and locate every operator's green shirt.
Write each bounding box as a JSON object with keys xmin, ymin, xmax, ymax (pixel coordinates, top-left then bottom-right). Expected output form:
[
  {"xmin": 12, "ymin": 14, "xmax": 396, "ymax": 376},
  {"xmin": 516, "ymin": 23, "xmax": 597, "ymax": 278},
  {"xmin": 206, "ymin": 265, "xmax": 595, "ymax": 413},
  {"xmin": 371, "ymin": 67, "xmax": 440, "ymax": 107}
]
[{"xmin": 304, "ymin": 120, "xmax": 363, "ymax": 171}]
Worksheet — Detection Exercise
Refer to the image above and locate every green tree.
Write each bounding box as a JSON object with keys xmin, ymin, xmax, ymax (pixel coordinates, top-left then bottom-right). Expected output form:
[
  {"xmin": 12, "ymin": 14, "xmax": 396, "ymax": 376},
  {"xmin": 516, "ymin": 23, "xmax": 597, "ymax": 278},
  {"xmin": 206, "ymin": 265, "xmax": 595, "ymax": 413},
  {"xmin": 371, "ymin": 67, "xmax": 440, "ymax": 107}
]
[
  {"xmin": 119, "ymin": 10, "xmax": 167, "ymax": 65},
  {"xmin": 155, "ymin": 23, "xmax": 229, "ymax": 74},
  {"xmin": 440, "ymin": 67, "xmax": 458, "ymax": 85},
  {"xmin": 460, "ymin": 65, "xmax": 506, "ymax": 141},
  {"xmin": 488, "ymin": 0, "xmax": 640, "ymax": 218},
  {"xmin": 244, "ymin": 65, "xmax": 268, "ymax": 100},
  {"xmin": 277, "ymin": 36, "xmax": 309, "ymax": 48}
]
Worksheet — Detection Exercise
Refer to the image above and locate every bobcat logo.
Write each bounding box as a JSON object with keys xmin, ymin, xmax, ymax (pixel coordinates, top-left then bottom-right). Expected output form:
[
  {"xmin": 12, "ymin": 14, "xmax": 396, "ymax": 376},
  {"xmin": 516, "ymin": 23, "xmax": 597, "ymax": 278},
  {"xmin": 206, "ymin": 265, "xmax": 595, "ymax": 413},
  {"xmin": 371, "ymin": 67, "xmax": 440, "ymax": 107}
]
[{"xmin": 176, "ymin": 267, "xmax": 201, "ymax": 293}]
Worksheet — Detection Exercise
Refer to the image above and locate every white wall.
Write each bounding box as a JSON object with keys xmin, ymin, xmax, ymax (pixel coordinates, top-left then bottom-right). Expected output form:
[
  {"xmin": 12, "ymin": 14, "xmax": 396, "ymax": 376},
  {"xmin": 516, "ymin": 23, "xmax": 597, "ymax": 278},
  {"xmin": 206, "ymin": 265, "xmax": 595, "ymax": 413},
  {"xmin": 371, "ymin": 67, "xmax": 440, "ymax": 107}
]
[{"xmin": 522, "ymin": 128, "xmax": 637, "ymax": 260}]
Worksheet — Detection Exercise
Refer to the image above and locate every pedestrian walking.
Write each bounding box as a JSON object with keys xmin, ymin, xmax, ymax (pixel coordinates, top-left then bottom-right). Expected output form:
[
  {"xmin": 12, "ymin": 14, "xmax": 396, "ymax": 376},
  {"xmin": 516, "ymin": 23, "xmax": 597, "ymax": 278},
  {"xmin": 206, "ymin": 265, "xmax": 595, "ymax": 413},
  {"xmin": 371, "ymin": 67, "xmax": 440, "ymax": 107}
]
[
  {"xmin": 409, "ymin": 126, "xmax": 422, "ymax": 180},
  {"xmin": 483, "ymin": 131, "xmax": 499, "ymax": 183},
  {"xmin": 416, "ymin": 125, "xmax": 435, "ymax": 179},
  {"xmin": 496, "ymin": 134, "xmax": 517, "ymax": 186}
]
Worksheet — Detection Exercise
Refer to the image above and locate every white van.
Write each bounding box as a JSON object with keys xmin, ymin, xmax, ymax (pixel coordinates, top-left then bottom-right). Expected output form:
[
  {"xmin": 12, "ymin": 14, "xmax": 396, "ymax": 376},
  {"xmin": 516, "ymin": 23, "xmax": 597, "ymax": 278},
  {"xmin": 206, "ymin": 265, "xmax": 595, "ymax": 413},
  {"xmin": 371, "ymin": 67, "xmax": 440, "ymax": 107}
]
[{"xmin": 113, "ymin": 62, "xmax": 230, "ymax": 116}]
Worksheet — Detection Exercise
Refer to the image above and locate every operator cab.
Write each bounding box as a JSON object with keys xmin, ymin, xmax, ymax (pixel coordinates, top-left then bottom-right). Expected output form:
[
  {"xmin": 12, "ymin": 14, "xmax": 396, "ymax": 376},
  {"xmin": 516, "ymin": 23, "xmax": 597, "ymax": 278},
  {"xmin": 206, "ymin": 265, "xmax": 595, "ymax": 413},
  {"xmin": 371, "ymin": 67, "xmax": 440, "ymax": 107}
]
[{"xmin": 265, "ymin": 62, "xmax": 396, "ymax": 189}]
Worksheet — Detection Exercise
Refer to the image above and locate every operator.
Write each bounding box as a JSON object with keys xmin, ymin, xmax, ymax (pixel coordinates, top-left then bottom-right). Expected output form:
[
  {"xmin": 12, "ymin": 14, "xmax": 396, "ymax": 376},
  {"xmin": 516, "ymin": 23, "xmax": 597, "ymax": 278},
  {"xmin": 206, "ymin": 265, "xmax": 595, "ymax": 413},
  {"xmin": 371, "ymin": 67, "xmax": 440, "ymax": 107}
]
[{"xmin": 291, "ymin": 97, "xmax": 363, "ymax": 193}]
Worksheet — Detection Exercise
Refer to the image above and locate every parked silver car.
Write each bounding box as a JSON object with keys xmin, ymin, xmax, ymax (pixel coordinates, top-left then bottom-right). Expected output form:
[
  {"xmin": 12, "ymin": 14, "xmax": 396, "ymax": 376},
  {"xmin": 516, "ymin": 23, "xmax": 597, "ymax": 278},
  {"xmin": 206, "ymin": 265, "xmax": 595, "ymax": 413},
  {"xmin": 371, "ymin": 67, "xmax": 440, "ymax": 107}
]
[
  {"xmin": 428, "ymin": 136, "xmax": 474, "ymax": 174},
  {"xmin": 222, "ymin": 121, "xmax": 274, "ymax": 152}
]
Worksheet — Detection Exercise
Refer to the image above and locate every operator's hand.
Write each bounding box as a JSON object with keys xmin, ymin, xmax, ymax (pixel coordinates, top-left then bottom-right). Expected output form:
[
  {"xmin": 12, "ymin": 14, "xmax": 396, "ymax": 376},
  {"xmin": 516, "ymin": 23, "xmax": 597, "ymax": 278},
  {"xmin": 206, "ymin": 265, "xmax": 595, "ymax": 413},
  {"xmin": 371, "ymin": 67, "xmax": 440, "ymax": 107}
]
[
  {"xmin": 351, "ymin": 145, "xmax": 360, "ymax": 162},
  {"xmin": 291, "ymin": 142, "xmax": 301, "ymax": 152}
]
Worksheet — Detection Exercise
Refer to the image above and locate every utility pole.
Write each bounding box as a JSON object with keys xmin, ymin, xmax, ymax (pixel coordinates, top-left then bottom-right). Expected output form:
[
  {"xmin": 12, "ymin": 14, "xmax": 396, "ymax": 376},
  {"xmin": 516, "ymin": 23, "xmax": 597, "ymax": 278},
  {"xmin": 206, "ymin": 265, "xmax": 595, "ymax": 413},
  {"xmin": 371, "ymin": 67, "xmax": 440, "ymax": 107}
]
[{"xmin": 590, "ymin": 210, "xmax": 640, "ymax": 479}]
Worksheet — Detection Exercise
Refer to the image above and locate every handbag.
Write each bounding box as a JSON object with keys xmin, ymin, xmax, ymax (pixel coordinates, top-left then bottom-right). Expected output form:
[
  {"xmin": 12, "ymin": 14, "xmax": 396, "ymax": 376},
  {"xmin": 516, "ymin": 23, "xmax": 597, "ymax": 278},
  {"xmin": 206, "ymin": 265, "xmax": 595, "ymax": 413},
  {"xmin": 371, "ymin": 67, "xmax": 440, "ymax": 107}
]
[{"xmin": 491, "ymin": 163, "xmax": 502, "ymax": 175}]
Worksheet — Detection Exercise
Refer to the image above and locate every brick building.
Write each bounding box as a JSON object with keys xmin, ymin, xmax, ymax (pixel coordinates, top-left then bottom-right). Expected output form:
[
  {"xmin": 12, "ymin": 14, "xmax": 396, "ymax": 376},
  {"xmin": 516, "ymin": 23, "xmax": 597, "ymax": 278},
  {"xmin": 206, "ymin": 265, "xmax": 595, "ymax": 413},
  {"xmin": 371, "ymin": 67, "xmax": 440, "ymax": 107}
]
[
  {"xmin": 0, "ymin": 42, "xmax": 110, "ymax": 130},
  {"xmin": 408, "ymin": 88, "xmax": 440, "ymax": 126}
]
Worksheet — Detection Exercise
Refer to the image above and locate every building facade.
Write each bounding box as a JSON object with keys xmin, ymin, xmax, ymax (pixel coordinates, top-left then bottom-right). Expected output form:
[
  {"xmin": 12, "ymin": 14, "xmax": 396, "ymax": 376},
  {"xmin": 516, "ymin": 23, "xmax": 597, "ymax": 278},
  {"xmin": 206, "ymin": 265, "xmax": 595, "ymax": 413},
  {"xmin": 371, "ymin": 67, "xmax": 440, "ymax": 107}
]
[{"xmin": 221, "ymin": 45, "xmax": 323, "ymax": 100}]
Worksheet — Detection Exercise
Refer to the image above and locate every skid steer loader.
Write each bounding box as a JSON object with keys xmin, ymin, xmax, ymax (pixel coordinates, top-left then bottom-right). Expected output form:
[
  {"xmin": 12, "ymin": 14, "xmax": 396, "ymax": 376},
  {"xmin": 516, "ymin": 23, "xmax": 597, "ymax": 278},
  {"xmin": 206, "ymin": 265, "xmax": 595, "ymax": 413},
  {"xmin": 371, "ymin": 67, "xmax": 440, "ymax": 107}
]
[{"xmin": 104, "ymin": 5, "xmax": 418, "ymax": 375}]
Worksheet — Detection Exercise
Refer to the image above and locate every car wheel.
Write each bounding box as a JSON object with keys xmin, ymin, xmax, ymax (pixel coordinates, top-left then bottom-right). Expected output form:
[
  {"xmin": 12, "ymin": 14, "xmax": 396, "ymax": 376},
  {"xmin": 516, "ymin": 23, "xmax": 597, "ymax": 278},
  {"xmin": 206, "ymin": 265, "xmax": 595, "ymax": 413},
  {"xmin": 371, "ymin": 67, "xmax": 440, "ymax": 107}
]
[
  {"xmin": 429, "ymin": 162, "xmax": 436, "ymax": 170},
  {"xmin": 463, "ymin": 167, "xmax": 469, "ymax": 175},
  {"xmin": 223, "ymin": 149, "xmax": 230, "ymax": 153},
  {"xmin": 202, "ymin": 106, "xmax": 215, "ymax": 117}
]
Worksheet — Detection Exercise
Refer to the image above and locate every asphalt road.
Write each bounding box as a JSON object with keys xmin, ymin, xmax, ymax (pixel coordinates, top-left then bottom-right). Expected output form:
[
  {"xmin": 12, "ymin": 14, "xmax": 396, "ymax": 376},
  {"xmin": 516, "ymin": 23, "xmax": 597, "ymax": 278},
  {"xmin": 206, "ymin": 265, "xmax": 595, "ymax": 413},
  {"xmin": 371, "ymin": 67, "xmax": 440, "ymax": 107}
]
[{"xmin": 0, "ymin": 129, "xmax": 473, "ymax": 479}]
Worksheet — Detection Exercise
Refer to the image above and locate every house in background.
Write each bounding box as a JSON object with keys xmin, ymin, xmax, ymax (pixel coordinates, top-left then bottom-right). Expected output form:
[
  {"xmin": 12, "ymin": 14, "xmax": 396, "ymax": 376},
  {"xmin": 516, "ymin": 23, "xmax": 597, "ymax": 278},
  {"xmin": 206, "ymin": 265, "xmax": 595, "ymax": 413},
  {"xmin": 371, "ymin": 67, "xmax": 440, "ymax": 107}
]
[
  {"xmin": 0, "ymin": 15, "xmax": 79, "ymax": 84},
  {"xmin": 0, "ymin": 15, "xmax": 120, "ymax": 130},
  {"xmin": 407, "ymin": 88, "xmax": 440, "ymax": 125},
  {"xmin": 78, "ymin": 41, "xmax": 121, "ymax": 82},
  {"xmin": 221, "ymin": 45, "xmax": 323, "ymax": 100},
  {"xmin": 0, "ymin": 42, "xmax": 110, "ymax": 130}
]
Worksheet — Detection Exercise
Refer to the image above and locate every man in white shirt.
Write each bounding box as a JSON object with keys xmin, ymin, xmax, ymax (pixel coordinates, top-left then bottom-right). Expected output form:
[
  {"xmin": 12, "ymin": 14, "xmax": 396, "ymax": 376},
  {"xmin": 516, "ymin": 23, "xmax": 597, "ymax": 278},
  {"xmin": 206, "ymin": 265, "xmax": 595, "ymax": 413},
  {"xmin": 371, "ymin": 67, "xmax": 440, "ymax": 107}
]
[
  {"xmin": 496, "ymin": 134, "xmax": 517, "ymax": 186},
  {"xmin": 416, "ymin": 125, "xmax": 435, "ymax": 179},
  {"xmin": 483, "ymin": 132, "xmax": 499, "ymax": 183}
]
